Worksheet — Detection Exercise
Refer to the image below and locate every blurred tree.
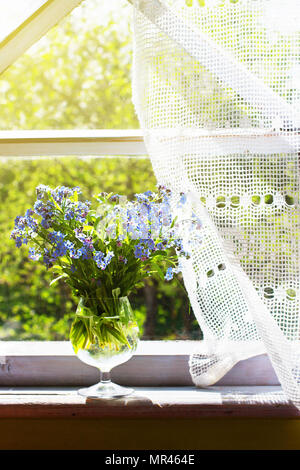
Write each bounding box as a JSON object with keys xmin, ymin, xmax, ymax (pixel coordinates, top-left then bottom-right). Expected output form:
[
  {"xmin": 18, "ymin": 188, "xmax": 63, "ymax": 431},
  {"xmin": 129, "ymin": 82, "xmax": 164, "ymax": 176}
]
[{"xmin": 0, "ymin": 2, "xmax": 138, "ymax": 129}]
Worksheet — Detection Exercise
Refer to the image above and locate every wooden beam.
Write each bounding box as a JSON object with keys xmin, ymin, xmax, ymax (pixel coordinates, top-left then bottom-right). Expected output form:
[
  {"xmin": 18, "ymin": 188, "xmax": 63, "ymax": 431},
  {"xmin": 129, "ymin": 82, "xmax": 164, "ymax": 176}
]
[
  {"xmin": 0, "ymin": 0, "xmax": 84, "ymax": 76},
  {"xmin": 0, "ymin": 129, "xmax": 296, "ymax": 157},
  {"xmin": 0, "ymin": 386, "xmax": 296, "ymax": 419},
  {"xmin": 0, "ymin": 129, "xmax": 147, "ymax": 156}
]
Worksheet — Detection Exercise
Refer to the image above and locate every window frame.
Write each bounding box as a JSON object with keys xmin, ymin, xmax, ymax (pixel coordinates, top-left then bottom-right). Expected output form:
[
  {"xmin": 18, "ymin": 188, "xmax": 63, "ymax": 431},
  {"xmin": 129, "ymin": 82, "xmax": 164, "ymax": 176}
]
[
  {"xmin": 0, "ymin": 0, "xmax": 84, "ymax": 75},
  {"xmin": 0, "ymin": 129, "xmax": 283, "ymax": 387},
  {"xmin": 0, "ymin": 128, "xmax": 290, "ymax": 157},
  {"xmin": 0, "ymin": 0, "xmax": 291, "ymax": 390},
  {"xmin": 0, "ymin": 130, "xmax": 146, "ymax": 156}
]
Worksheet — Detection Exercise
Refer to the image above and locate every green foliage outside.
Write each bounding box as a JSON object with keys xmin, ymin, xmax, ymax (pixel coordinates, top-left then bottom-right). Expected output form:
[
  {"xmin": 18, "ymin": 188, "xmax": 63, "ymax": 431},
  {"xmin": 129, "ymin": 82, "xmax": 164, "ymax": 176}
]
[
  {"xmin": 0, "ymin": 3, "xmax": 137, "ymax": 129},
  {"xmin": 0, "ymin": 2, "xmax": 200, "ymax": 341}
]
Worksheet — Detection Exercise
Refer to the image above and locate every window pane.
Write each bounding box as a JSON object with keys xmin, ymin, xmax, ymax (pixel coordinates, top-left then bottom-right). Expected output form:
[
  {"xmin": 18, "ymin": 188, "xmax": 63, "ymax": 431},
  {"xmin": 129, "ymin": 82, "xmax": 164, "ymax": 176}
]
[
  {"xmin": 0, "ymin": 0, "xmax": 138, "ymax": 129},
  {"xmin": 0, "ymin": 0, "xmax": 47, "ymax": 42},
  {"xmin": 1, "ymin": 156, "xmax": 200, "ymax": 341}
]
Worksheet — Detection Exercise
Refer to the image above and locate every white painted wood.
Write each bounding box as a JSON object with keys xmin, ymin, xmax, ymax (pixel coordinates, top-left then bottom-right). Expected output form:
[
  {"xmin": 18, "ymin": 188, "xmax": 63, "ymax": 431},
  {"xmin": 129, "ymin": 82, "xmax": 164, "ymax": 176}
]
[
  {"xmin": 0, "ymin": 340, "xmax": 279, "ymax": 387},
  {"xmin": 0, "ymin": 340, "xmax": 197, "ymax": 356},
  {"xmin": 0, "ymin": 129, "xmax": 297, "ymax": 157},
  {"xmin": 0, "ymin": 130, "xmax": 147, "ymax": 156},
  {"xmin": 0, "ymin": 0, "xmax": 83, "ymax": 76}
]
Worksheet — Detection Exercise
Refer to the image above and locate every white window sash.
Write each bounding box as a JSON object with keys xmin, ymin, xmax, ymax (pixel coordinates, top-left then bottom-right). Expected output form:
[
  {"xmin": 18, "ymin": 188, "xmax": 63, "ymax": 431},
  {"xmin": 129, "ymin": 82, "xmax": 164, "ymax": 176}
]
[
  {"xmin": 0, "ymin": 129, "xmax": 295, "ymax": 157},
  {"xmin": 0, "ymin": 0, "xmax": 84, "ymax": 76}
]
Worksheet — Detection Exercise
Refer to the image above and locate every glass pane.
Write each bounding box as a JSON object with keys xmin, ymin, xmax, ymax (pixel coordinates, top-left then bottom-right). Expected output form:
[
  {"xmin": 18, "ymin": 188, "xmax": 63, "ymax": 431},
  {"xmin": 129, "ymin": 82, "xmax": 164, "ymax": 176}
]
[
  {"xmin": 0, "ymin": 0, "xmax": 47, "ymax": 42},
  {"xmin": 0, "ymin": 0, "xmax": 138, "ymax": 129},
  {"xmin": 1, "ymin": 155, "xmax": 200, "ymax": 341}
]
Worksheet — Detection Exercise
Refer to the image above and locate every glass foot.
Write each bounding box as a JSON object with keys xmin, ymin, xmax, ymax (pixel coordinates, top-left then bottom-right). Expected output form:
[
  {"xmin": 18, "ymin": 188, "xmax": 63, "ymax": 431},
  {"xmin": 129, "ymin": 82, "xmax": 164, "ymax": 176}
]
[{"xmin": 78, "ymin": 380, "xmax": 134, "ymax": 399}]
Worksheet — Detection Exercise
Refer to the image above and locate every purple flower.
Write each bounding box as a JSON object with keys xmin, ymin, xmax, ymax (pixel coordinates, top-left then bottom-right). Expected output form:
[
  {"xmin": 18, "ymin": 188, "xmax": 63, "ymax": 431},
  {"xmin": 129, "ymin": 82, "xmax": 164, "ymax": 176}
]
[
  {"xmin": 48, "ymin": 231, "xmax": 65, "ymax": 244},
  {"xmin": 135, "ymin": 191, "xmax": 154, "ymax": 203},
  {"xmin": 10, "ymin": 208, "xmax": 38, "ymax": 247},
  {"xmin": 76, "ymin": 246, "xmax": 92, "ymax": 260},
  {"xmin": 74, "ymin": 229, "xmax": 94, "ymax": 250},
  {"xmin": 29, "ymin": 248, "xmax": 41, "ymax": 261},
  {"xmin": 165, "ymin": 267, "xmax": 174, "ymax": 281},
  {"xmin": 15, "ymin": 237, "xmax": 23, "ymax": 248},
  {"xmin": 41, "ymin": 218, "xmax": 51, "ymax": 229},
  {"xmin": 69, "ymin": 247, "xmax": 81, "ymax": 259},
  {"xmin": 52, "ymin": 242, "xmax": 68, "ymax": 259},
  {"xmin": 51, "ymin": 186, "xmax": 81, "ymax": 204},
  {"xmin": 134, "ymin": 239, "xmax": 155, "ymax": 260},
  {"xmin": 83, "ymin": 237, "xmax": 94, "ymax": 251},
  {"xmin": 36, "ymin": 184, "xmax": 50, "ymax": 200},
  {"xmin": 178, "ymin": 192, "xmax": 187, "ymax": 206},
  {"xmin": 110, "ymin": 194, "xmax": 121, "ymax": 202},
  {"xmin": 43, "ymin": 249, "xmax": 53, "ymax": 269},
  {"xmin": 64, "ymin": 209, "xmax": 75, "ymax": 220},
  {"xmin": 34, "ymin": 200, "xmax": 54, "ymax": 229},
  {"xmin": 155, "ymin": 241, "xmax": 166, "ymax": 250},
  {"xmin": 64, "ymin": 200, "xmax": 91, "ymax": 223},
  {"xmin": 93, "ymin": 250, "xmax": 114, "ymax": 270}
]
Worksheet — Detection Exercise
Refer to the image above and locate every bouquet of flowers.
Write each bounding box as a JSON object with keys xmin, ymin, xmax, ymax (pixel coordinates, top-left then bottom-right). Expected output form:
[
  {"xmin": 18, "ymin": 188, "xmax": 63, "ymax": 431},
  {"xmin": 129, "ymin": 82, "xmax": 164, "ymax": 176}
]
[{"xmin": 11, "ymin": 185, "xmax": 202, "ymax": 353}]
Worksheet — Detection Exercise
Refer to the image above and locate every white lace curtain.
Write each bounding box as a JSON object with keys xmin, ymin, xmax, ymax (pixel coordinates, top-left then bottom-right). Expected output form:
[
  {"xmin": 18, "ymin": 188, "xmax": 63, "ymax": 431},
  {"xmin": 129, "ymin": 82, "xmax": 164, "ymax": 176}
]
[{"xmin": 131, "ymin": 0, "xmax": 300, "ymax": 408}]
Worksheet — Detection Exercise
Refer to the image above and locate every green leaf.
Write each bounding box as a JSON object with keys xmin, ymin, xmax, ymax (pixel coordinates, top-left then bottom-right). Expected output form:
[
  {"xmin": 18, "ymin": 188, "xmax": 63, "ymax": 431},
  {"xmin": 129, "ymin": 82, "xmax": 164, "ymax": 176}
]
[
  {"xmin": 112, "ymin": 287, "xmax": 121, "ymax": 299},
  {"xmin": 49, "ymin": 274, "xmax": 67, "ymax": 286},
  {"xmin": 49, "ymin": 195, "xmax": 63, "ymax": 213},
  {"xmin": 52, "ymin": 265, "xmax": 63, "ymax": 274},
  {"xmin": 152, "ymin": 262, "xmax": 165, "ymax": 281},
  {"xmin": 119, "ymin": 296, "xmax": 132, "ymax": 324},
  {"xmin": 70, "ymin": 318, "xmax": 91, "ymax": 353}
]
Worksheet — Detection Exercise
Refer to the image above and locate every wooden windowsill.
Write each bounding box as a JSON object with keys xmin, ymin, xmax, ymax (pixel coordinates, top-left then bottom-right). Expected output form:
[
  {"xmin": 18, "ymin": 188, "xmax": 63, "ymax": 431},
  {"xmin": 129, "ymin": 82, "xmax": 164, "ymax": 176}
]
[
  {"xmin": 0, "ymin": 386, "xmax": 298, "ymax": 419},
  {"xmin": 0, "ymin": 341, "xmax": 280, "ymax": 387}
]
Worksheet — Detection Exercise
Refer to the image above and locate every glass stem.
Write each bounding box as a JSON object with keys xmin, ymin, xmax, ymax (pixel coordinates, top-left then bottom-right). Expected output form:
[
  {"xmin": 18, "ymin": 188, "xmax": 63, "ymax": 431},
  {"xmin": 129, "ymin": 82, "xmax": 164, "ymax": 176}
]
[{"xmin": 100, "ymin": 370, "xmax": 111, "ymax": 384}]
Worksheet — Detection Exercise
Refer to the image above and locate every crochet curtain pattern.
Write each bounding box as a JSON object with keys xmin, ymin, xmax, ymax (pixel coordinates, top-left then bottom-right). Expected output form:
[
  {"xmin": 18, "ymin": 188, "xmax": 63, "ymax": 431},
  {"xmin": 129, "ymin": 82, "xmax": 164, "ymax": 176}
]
[{"xmin": 132, "ymin": 0, "xmax": 300, "ymax": 408}]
